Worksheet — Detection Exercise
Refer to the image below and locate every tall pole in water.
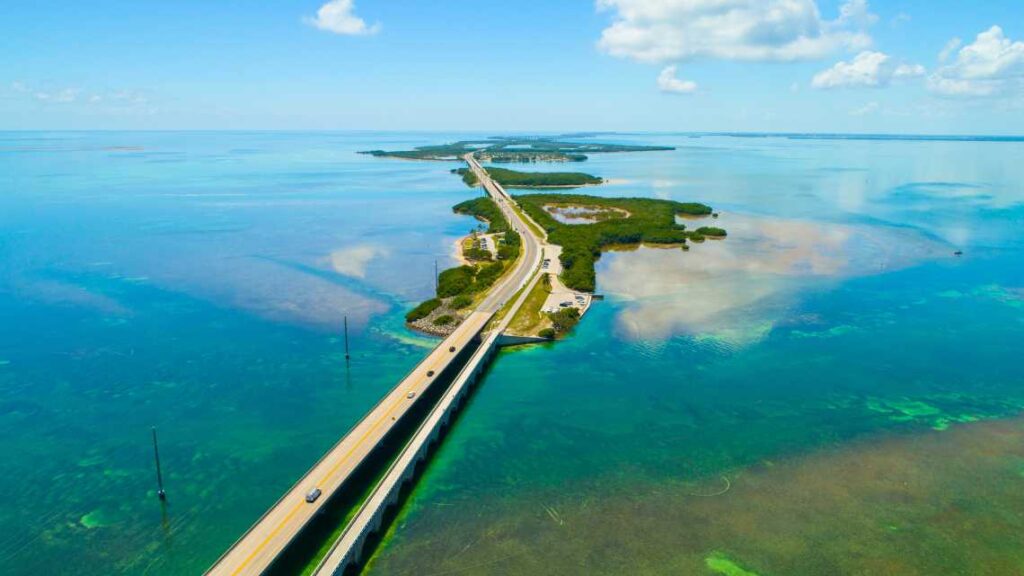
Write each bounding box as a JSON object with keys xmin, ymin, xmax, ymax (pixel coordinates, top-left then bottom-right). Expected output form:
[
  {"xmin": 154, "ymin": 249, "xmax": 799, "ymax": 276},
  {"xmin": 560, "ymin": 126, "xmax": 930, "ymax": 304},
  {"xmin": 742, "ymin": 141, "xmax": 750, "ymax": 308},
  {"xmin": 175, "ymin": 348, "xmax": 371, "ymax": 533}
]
[
  {"xmin": 343, "ymin": 315, "xmax": 350, "ymax": 361},
  {"xmin": 151, "ymin": 427, "xmax": 166, "ymax": 501}
]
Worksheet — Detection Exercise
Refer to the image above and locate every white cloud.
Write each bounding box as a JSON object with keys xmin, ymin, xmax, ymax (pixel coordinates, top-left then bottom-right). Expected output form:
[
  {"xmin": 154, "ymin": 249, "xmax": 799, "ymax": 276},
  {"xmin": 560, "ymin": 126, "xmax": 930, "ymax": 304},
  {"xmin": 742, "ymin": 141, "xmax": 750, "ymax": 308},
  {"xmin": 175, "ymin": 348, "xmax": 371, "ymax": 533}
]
[
  {"xmin": 307, "ymin": 0, "xmax": 379, "ymax": 36},
  {"xmin": 34, "ymin": 88, "xmax": 79, "ymax": 103},
  {"xmin": 9, "ymin": 81, "xmax": 152, "ymax": 111},
  {"xmin": 928, "ymin": 26, "xmax": 1024, "ymax": 97},
  {"xmin": 938, "ymin": 37, "xmax": 962, "ymax": 63},
  {"xmin": 890, "ymin": 12, "xmax": 911, "ymax": 27},
  {"xmin": 657, "ymin": 65, "xmax": 697, "ymax": 94},
  {"xmin": 812, "ymin": 50, "xmax": 923, "ymax": 89},
  {"xmin": 596, "ymin": 0, "xmax": 875, "ymax": 64},
  {"xmin": 850, "ymin": 101, "xmax": 879, "ymax": 116}
]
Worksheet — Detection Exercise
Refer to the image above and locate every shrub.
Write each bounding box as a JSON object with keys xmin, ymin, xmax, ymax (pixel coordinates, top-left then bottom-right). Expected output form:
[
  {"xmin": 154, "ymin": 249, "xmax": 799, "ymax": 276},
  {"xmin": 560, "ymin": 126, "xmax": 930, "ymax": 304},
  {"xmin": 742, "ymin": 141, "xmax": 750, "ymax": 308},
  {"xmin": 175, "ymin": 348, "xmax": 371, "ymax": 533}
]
[
  {"xmin": 696, "ymin": 226, "xmax": 727, "ymax": 237},
  {"xmin": 449, "ymin": 294, "xmax": 473, "ymax": 309},
  {"xmin": 538, "ymin": 328, "xmax": 556, "ymax": 339},
  {"xmin": 548, "ymin": 307, "xmax": 581, "ymax": 335},
  {"xmin": 471, "ymin": 261, "xmax": 505, "ymax": 292},
  {"xmin": 453, "ymin": 197, "xmax": 509, "ymax": 233},
  {"xmin": 464, "ymin": 247, "xmax": 492, "ymax": 261},
  {"xmin": 433, "ymin": 314, "xmax": 455, "ymax": 326},
  {"xmin": 405, "ymin": 298, "xmax": 441, "ymax": 322},
  {"xmin": 497, "ymin": 244, "xmax": 518, "ymax": 260},
  {"xmin": 437, "ymin": 266, "xmax": 476, "ymax": 297},
  {"xmin": 513, "ymin": 193, "xmax": 718, "ymax": 292}
]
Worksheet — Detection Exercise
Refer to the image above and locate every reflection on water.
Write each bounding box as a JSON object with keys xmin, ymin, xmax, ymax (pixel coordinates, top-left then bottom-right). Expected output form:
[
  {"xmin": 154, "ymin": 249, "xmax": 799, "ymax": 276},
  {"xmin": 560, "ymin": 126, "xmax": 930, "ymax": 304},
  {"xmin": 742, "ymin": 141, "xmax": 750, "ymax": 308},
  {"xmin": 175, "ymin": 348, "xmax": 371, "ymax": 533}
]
[
  {"xmin": 600, "ymin": 213, "xmax": 948, "ymax": 344},
  {"xmin": 3, "ymin": 132, "xmax": 1024, "ymax": 575},
  {"xmin": 366, "ymin": 134, "xmax": 1024, "ymax": 575},
  {"xmin": 0, "ymin": 131, "xmax": 479, "ymax": 574}
]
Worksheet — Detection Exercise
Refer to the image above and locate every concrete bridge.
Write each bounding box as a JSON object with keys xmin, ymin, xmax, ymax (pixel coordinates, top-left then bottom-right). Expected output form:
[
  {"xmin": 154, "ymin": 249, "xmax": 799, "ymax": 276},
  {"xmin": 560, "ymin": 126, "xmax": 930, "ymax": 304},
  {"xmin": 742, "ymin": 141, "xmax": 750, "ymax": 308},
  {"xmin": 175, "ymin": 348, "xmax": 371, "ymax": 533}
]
[{"xmin": 206, "ymin": 156, "xmax": 545, "ymax": 576}]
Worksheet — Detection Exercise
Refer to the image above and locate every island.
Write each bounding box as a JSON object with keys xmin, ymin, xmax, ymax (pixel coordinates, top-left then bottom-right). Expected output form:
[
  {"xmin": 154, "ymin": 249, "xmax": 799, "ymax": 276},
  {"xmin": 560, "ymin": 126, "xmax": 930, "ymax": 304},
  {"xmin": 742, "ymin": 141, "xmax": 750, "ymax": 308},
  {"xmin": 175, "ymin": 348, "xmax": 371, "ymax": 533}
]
[
  {"xmin": 452, "ymin": 166, "xmax": 603, "ymax": 188},
  {"xmin": 361, "ymin": 135, "xmax": 674, "ymax": 163},
  {"xmin": 404, "ymin": 197, "xmax": 522, "ymax": 335},
  {"xmin": 368, "ymin": 136, "xmax": 723, "ymax": 340},
  {"xmin": 407, "ymin": 190, "xmax": 721, "ymax": 339},
  {"xmin": 515, "ymin": 194, "xmax": 714, "ymax": 292}
]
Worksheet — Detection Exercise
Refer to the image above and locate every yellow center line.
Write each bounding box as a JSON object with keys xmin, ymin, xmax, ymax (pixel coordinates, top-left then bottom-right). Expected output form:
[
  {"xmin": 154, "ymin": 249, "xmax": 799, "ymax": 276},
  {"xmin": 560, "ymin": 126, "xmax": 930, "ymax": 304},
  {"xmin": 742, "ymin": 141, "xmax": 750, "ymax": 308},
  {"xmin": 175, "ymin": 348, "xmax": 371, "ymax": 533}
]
[{"xmin": 227, "ymin": 315, "xmax": 485, "ymax": 575}]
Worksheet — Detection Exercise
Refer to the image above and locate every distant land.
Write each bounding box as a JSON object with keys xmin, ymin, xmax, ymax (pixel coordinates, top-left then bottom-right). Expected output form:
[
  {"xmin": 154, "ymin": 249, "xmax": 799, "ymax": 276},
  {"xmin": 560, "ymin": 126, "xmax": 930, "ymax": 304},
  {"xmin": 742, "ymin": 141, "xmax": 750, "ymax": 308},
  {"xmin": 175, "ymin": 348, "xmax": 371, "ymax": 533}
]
[{"xmin": 360, "ymin": 136, "xmax": 674, "ymax": 163}]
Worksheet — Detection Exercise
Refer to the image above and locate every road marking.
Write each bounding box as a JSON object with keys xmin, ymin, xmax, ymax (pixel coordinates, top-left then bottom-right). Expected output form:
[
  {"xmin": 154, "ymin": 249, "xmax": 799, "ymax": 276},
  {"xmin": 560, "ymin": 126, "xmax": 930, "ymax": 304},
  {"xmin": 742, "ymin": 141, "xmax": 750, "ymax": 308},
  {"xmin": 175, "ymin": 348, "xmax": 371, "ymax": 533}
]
[
  {"xmin": 215, "ymin": 158, "xmax": 539, "ymax": 576},
  {"xmin": 224, "ymin": 315, "xmax": 484, "ymax": 575}
]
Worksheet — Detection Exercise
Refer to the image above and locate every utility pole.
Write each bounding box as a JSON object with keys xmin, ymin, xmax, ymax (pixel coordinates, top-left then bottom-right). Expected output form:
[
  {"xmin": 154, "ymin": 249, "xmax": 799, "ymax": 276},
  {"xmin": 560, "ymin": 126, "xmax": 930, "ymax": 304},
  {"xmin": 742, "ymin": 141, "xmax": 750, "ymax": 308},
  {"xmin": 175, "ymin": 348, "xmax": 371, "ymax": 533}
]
[
  {"xmin": 151, "ymin": 427, "xmax": 166, "ymax": 501},
  {"xmin": 343, "ymin": 315, "xmax": 350, "ymax": 361}
]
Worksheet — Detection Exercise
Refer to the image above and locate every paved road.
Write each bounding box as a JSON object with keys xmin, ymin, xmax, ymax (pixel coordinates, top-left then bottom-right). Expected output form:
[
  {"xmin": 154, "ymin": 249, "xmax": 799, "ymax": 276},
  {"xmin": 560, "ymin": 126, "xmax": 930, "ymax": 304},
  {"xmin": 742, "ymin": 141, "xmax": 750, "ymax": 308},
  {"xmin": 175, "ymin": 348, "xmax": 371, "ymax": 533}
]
[{"xmin": 205, "ymin": 156, "xmax": 542, "ymax": 576}]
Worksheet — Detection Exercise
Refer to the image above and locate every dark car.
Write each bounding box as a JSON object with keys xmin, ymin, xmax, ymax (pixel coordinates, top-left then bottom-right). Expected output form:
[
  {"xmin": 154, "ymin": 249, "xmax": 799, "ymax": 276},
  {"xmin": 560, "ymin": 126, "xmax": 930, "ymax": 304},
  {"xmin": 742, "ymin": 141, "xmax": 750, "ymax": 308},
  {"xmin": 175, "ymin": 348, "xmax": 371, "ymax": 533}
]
[
  {"xmin": 427, "ymin": 370, "xmax": 435, "ymax": 377},
  {"xmin": 449, "ymin": 346, "xmax": 456, "ymax": 352}
]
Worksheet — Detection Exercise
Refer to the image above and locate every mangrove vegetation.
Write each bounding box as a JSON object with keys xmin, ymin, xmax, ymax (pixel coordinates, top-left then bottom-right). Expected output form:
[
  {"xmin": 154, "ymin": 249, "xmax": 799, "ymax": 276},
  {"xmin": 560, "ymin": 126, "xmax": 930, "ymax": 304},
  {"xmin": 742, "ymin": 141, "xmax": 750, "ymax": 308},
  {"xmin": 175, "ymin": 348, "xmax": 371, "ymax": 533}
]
[
  {"xmin": 515, "ymin": 193, "xmax": 717, "ymax": 292},
  {"xmin": 361, "ymin": 136, "xmax": 674, "ymax": 164},
  {"xmin": 453, "ymin": 167, "xmax": 603, "ymax": 188}
]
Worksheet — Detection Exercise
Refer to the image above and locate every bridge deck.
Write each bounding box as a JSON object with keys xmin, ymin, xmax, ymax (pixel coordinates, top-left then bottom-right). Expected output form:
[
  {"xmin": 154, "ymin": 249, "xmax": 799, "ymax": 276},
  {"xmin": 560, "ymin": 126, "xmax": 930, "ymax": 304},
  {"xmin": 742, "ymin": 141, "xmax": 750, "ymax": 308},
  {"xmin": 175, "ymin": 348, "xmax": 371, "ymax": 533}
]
[{"xmin": 206, "ymin": 157, "xmax": 542, "ymax": 576}]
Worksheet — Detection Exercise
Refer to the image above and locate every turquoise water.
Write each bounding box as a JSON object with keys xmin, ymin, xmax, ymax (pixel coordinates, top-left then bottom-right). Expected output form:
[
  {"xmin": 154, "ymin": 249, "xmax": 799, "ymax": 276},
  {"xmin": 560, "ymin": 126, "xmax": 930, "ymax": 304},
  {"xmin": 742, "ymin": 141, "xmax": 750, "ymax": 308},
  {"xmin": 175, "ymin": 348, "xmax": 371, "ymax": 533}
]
[
  {"xmin": 0, "ymin": 132, "xmax": 476, "ymax": 574},
  {"xmin": 365, "ymin": 136, "xmax": 1024, "ymax": 574},
  {"xmin": 1, "ymin": 132, "xmax": 1023, "ymax": 574}
]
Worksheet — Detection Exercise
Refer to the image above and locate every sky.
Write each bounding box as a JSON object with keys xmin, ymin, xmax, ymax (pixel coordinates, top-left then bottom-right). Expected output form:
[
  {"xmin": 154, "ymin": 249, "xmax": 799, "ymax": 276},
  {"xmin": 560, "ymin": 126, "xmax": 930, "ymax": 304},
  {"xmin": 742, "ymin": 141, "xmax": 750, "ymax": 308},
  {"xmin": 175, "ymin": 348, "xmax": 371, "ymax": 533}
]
[{"xmin": 1, "ymin": 0, "xmax": 1022, "ymax": 134}]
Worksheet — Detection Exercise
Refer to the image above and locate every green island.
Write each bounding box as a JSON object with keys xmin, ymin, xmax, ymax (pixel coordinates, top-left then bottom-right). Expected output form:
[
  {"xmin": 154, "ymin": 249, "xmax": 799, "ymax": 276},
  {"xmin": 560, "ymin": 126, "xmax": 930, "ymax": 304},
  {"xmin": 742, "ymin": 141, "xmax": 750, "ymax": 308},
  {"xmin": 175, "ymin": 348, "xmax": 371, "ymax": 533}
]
[
  {"xmin": 361, "ymin": 136, "xmax": 673, "ymax": 163},
  {"xmin": 385, "ymin": 137, "xmax": 722, "ymax": 340},
  {"xmin": 516, "ymin": 193, "xmax": 714, "ymax": 292},
  {"xmin": 405, "ymin": 191, "xmax": 722, "ymax": 339},
  {"xmin": 452, "ymin": 166, "xmax": 603, "ymax": 188},
  {"xmin": 404, "ymin": 197, "xmax": 522, "ymax": 335}
]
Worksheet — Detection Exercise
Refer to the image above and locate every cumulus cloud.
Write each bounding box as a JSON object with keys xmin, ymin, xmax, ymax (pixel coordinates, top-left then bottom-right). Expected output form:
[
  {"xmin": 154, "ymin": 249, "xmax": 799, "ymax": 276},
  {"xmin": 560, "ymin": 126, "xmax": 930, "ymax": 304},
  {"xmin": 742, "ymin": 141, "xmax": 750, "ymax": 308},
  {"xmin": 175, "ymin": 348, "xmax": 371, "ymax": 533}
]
[
  {"xmin": 307, "ymin": 0, "xmax": 379, "ymax": 36},
  {"xmin": 812, "ymin": 50, "xmax": 924, "ymax": 89},
  {"xmin": 657, "ymin": 65, "xmax": 697, "ymax": 94},
  {"xmin": 928, "ymin": 26, "xmax": 1024, "ymax": 97},
  {"xmin": 596, "ymin": 0, "xmax": 875, "ymax": 63}
]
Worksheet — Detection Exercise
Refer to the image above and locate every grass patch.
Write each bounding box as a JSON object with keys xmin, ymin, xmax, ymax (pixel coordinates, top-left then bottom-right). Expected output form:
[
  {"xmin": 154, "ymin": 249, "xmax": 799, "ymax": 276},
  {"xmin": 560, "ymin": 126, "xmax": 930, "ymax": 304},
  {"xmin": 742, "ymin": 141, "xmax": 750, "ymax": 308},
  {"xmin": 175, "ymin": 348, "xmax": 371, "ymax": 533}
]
[
  {"xmin": 508, "ymin": 273, "xmax": 553, "ymax": 335},
  {"xmin": 705, "ymin": 552, "xmax": 759, "ymax": 576}
]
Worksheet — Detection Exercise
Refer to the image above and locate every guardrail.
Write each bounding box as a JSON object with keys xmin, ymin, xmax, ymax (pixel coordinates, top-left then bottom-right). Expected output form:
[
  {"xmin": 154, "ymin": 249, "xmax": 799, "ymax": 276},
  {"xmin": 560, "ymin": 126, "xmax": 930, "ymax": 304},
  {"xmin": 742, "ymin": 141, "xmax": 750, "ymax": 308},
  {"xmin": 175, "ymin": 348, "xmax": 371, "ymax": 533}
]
[{"xmin": 311, "ymin": 161, "xmax": 547, "ymax": 574}]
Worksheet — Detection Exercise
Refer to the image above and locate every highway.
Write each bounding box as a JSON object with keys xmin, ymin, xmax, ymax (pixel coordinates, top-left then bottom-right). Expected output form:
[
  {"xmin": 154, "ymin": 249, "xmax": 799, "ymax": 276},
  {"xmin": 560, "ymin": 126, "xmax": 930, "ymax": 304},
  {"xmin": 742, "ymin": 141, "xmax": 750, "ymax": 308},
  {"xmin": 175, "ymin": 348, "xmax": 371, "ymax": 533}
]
[{"xmin": 205, "ymin": 155, "xmax": 542, "ymax": 576}]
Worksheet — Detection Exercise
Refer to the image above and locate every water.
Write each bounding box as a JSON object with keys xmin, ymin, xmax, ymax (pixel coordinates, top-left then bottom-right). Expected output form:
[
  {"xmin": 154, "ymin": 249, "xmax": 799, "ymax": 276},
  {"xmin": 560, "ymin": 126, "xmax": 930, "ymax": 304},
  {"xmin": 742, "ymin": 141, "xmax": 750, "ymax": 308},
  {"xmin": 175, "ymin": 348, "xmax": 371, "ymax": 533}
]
[
  {"xmin": 0, "ymin": 132, "xmax": 475, "ymax": 574},
  {"xmin": 364, "ymin": 135, "xmax": 1024, "ymax": 574},
  {"xmin": 1, "ymin": 132, "xmax": 1023, "ymax": 575}
]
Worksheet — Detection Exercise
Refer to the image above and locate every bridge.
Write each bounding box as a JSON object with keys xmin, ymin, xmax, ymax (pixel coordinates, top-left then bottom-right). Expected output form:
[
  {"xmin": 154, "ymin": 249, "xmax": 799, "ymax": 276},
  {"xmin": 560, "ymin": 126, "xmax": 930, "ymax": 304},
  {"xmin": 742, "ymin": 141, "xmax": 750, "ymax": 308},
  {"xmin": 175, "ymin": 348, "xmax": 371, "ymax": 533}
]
[{"xmin": 206, "ymin": 156, "xmax": 546, "ymax": 576}]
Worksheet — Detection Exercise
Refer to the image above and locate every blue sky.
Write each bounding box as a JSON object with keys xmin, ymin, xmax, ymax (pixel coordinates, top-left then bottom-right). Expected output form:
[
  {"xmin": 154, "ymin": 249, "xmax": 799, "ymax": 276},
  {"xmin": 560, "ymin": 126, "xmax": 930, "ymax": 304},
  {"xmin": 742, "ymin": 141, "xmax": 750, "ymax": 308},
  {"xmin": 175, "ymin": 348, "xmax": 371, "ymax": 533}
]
[{"xmin": 1, "ymin": 0, "xmax": 1022, "ymax": 133}]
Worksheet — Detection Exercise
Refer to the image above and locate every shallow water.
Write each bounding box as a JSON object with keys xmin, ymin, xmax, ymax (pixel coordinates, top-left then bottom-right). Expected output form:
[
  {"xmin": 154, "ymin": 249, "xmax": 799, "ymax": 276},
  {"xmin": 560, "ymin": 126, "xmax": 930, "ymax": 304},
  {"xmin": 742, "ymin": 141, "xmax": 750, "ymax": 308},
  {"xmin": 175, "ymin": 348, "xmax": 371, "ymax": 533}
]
[
  {"xmin": 366, "ymin": 135, "xmax": 1024, "ymax": 574},
  {"xmin": 0, "ymin": 131, "xmax": 475, "ymax": 574},
  {"xmin": 1, "ymin": 133, "xmax": 1022, "ymax": 574}
]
